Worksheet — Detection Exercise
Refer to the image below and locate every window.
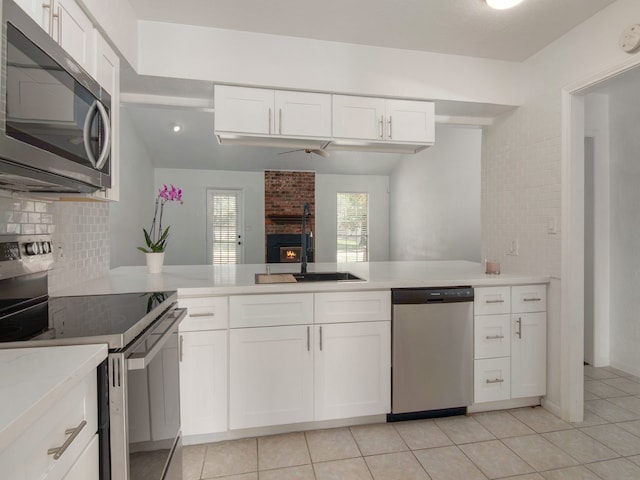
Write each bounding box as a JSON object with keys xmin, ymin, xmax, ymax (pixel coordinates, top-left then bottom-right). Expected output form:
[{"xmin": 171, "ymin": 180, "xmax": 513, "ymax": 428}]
[
  {"xmin": 207, "ymin": 189, "xmax": 243, "ymax": 264},
  {"xmin": 337, "ymin": 192, "xmax": 368, "ymax": 262}
]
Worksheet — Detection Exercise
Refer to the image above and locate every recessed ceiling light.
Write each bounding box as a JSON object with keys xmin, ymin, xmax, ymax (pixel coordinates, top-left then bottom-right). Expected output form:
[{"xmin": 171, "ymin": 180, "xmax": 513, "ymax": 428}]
[
  {"xmin": 172, "ymin": 124, "xmax": 182, "ymax": 133},
  {"xmin": 486, "ymin": 0, "xmax": 524, "ymax": 10}
]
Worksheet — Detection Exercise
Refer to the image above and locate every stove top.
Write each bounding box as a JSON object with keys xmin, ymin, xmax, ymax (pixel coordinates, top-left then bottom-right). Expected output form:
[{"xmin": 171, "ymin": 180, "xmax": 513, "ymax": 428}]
[{"xmin": 0, "ymin": 291, "xmax": 178, "ymax": 350}]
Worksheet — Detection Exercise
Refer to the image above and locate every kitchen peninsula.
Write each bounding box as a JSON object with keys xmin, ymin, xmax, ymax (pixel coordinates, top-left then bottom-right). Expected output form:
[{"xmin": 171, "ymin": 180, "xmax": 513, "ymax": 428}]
[{"xmin": 48, "ymin": 260, "xmax": 549, "ymax": 445}]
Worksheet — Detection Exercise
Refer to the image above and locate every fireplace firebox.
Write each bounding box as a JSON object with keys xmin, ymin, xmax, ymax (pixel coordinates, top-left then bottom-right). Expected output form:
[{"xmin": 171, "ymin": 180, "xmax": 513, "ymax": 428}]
[{"xmin": 267, "ymin": 234, "xmax": 313, "ymax": 264}]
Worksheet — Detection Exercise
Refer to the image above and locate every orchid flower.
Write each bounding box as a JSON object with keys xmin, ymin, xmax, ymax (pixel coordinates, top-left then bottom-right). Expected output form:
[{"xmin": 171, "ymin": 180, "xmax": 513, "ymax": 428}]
[{"xmin": 138, "ymin": 184, "xmax": 184, "ymax": 253}]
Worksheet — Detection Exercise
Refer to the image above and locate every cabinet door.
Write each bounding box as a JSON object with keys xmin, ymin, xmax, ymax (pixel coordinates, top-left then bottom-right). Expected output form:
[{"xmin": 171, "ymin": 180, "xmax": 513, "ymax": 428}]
[
  {"xmin": 332, "ymin": 95, "xmax": 385, "ymax": 140},
  {"xmin": 214, "ymin": 85, "xmax": 274, "ymax": 134},
  {"xmin": 274, "ymin": 90, "xmax": 331, "ymax": 138},
  {"xmin": 14, "ymin": 0, "xmax": 48, "ymax": 29},
  {"xmin": 229, "ymin": 325, "xmax": 313, "ymax": 429},
  {"xmin": 63, "ymin": 434, "xmax": 99, "ymax": 480},
  {"xmin": 92, "ymin": 32, "xmax": 120, "ymax": 201},
  {"xmin": 474, "ymin": 314, "xmax": 510, "ymax": 360},
  {"xmin": 179, "ymin": 330, "xmax": 228, "ymax": 436},
  {"xmin": 385, "ymin": 99, "xmax": 435, "ymax": 143},
  {"xmin": 511, "ymin": 312, "xmax": 546, "ymax": 398},
  {"xmin": 315, "ymin": 321, "xmax": 390, "ymax": 421},
  {"xmin": 55, "ymin": 0, "xmax": 95, "ymax": 74}
]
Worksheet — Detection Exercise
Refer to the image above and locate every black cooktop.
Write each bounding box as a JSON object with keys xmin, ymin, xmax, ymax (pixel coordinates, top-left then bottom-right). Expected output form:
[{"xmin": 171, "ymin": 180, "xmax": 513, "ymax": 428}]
[{"xmin": 0, "ymin": 291, "xmax": 177, "ymax": 350}]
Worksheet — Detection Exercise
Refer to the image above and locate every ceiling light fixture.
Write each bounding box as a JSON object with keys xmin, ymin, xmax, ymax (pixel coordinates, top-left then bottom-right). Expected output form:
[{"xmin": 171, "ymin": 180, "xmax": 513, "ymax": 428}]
[
  {"xmin": 485, "ymin": 0, "xmax": 524, "ymax": 10},
  {"xmin": 172, "ymin": 124, "xmax": 182, "ymax": 133}
]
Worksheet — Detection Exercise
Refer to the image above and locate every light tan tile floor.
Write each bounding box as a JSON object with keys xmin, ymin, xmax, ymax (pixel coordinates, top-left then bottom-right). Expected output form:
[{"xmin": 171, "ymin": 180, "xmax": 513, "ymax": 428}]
[{"xmin": 181, "ymin": 366, "xmax": 640, "ymax": 479}]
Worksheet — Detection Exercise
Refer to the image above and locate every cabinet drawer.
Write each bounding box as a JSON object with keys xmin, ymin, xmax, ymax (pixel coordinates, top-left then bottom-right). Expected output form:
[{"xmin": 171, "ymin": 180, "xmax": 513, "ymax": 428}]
[
  {"xmin": 474, "ymin": 315, "xmax": 511, "ymax": 359},
  {"xmin": 0, "ymin": 373, "xmax": 97, "ymax": 480},
  {"xmin": 474, "ymin": 287, "xmax": 511, "ymax": 315},
  {"xmin": 179, "ymin": 296, "xmax": 229, "ymax": 331},
  {"xmin": 315, "ymin": 291, "xmax": 391, "ymax": 324},
  {"xmin": 230, "ymin": 293, "xmax": 314, "ymax": 328},
  {"xmin": 512, "ymin": 285, "xmax": 547, "ymax": 313},
  {"xmin": 474, "ymin": 357, "xmax": 511, "ymax": 404}
]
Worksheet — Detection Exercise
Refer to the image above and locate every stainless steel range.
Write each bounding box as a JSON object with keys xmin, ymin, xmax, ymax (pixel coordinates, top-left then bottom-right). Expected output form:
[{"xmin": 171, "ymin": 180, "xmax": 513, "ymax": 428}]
[{"xmin": 0, "ymin": 234, "xmax": 186, "ymax": 480}]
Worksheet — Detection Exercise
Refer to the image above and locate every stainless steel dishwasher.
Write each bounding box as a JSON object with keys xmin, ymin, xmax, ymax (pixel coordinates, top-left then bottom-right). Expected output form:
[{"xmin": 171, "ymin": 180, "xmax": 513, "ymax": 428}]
[{"xmin": 390, "ymin": 287, "xmax": 474, "ymax": 419}]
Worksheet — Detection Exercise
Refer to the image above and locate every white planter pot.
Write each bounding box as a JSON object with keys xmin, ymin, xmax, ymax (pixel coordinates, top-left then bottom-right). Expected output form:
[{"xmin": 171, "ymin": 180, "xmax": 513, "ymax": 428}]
[{"xmin": 146, "ymin": 252, "xmax": 165, "ymax": 274}]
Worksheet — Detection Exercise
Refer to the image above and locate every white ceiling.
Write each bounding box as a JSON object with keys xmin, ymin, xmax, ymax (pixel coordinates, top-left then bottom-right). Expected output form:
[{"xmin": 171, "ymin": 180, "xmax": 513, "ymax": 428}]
[
  {"xmin": 121, "ymin": 0, "xmax": 618, "ymax": 174},
  {"xmin": 128, "ymin": 0, "xmax": 616, "ymax": 62}
]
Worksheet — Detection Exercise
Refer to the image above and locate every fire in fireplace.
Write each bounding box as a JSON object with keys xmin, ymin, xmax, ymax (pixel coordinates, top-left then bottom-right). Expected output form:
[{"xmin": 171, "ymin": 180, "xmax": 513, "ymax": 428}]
[{"xmin": 267, "ymin": 234, "xmax": 314, "ymax": 263}]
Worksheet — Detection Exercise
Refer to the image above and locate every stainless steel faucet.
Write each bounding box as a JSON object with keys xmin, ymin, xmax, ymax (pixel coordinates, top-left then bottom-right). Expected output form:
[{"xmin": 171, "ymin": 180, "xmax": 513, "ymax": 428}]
[{"xmin": 301, "ymin": 203, "xmax": 312, "ymax": 274}]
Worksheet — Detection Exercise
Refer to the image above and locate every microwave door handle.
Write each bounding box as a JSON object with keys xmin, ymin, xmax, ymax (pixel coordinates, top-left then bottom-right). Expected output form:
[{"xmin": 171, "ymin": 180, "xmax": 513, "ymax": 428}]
[
  {"xmin": 83, "ymin": 100, "xmax": 99, "ymax": 167},
  {"xmin": 94, "ymin": 101, "xmax": 111, "ymax": 170},
  {"xmin": 127, "ymin": 308, "xmax": 187, "ymax": 371}
]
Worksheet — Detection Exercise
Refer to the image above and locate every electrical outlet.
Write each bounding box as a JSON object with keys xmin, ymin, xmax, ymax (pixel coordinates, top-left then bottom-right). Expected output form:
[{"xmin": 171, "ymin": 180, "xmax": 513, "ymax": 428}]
[
  {"xmin": 56, "ymin": 243, "xmax": 65, "ymax": 261},
  {"xmin": 507, "ymin": 239, "xmax": 519, "ymax": 256}
]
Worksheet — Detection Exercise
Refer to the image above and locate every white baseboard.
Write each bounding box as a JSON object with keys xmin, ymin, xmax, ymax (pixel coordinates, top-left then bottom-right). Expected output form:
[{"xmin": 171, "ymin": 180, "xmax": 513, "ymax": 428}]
[
  {"xmin": 541, "ymin": 397, "xmax": 561, "ymax": 418},
  {"xmin": 467, "ymin": 397, "xmax": 540, "ymax": 414}
]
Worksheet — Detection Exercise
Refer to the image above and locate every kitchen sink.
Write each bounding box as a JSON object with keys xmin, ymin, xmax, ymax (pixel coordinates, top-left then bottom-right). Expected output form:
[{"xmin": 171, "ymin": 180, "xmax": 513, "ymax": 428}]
[
  {"xmin": 255, "ymin": 272, "xmax": 363, "ymax": 284},
  {"xmin": 292, "ymin": 272, "xmax": 363, "ymax": 282}
]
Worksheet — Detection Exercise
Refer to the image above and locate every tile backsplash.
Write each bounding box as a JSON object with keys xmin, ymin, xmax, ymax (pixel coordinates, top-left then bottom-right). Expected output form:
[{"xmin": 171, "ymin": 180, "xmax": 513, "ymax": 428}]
[{"xmin": 0, "ymin": 197, "xmax": 110, "ymax": 292}]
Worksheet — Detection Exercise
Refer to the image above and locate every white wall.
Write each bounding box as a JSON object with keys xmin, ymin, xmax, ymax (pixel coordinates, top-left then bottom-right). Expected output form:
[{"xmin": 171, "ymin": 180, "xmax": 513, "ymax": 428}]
[
  {"xmin": 315, "ymin": 174, "xmax": 390, "ymax": 263},
  {"xmin": 389, "ymin": 125, "xmax": 481, "ymax": 262},
  {"xmin": 137, "ymin": 21, "xmax": 522, "ymax": 106},
  {"xmin": 110, "ymin": 108, "xmax": 156, "ymax": 268},
  {"xmin": 608, "ymin": 81, "xmax": 640, "ymax": 377},
  {"xmin": 153, "ymin": 169, "xmax": 265, "ymax": 265}
]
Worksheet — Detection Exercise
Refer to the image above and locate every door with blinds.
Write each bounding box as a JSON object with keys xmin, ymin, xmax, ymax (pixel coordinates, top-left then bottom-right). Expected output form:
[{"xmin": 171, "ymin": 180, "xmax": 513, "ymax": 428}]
[{"xmin": 207, "ymin": 189, "xmax": 244, "ymax": 264}]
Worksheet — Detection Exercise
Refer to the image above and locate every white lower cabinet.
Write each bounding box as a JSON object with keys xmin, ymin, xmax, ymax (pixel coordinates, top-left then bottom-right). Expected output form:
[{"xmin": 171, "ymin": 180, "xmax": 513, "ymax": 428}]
[
  {"xmin": 63, "ymin": 434, "xmax": 99, "ymax": 480},
  {"xmin": 179, "ymin": 330, "xmax": 228, "ymax": 435},
  {"xmin": 314, "ymin": 321, "xmax": 390, "ymax": 421},
  {"xmin": 473, "ymin": 284, "xmax": 547, "ymax": 407},
  {"xmin": 511, "ymin": 312, "xmax": 547, "ymax": 398},
  {"xmin": 229, "ymin": 325, "xmax": 314, "ymax": 429}
]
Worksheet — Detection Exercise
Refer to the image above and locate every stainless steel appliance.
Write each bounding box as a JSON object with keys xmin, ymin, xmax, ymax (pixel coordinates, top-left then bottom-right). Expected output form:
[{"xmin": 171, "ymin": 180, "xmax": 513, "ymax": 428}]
[
  {"xmin": 0, "ymin": 235, "xmax": 186, "ymax": 480},
  {"xmin": 0, "ymin": 0, "xmax": 112, "ymax": 193},
  {"xmin": 390, "ymin": 287, "xmax": 474, "ymax": 419}
]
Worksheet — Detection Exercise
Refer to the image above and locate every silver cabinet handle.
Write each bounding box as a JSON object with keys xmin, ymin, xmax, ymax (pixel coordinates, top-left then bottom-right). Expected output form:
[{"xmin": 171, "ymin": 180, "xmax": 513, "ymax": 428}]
[
  {"xmin": 55, "ymin": 6, "xmax": 62, "ymax": 44},
  {"xmin": 485, "ymin": 335, "xmax": 505, "ymax": 340},
  {"xmin": 47, "ymin": 420, "xmax": 86, "ymax": 460},
  {"xmin": 179, "ymin": 334, "xmax": 184, "ymax": 362},
  {"xmin": 43, "ymin": 1, "xmax": 54, "ymax": 35},
  {"xmin": 307, "ymin": 326, "xmax": 310, "ymax": 351},
  {"xmin": 516, "ymin": 317, "xmax": 522, "ymax": 339},
  {"xmin": 486, "ymin": 378, "xmax": 505, "ymax": 384},
  {"xmin": 268, "ymin": 108, "xmax": 272, "ymax": 135},
  {"xmin": 190, "ymin": 312, "xmax": 215, "ymax": 318},
  {"xmin": 379, "ymin": 115, "xmax": 384, "ymax": 139},
  {"xmin": 279, "ymin": 108, "xmax": 282, "ymax": 134},
  {"xmin": 388, "ymin": 116, "xmax": 393, "ymax": 139},
  {"xmin": 319, "ymin": 325, "xmax": 323, "ymax": 351},
  {"xmin": 523, "ymin": 298, "xmax": 542, "ymax": 302},
  {"xmin": 485, "ymin": 299, "xmax": 505, "ymax": 304}
]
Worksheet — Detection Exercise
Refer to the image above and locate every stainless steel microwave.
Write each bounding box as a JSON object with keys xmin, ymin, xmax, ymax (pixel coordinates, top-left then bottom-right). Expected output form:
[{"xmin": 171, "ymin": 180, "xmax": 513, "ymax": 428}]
[{"xmin": 0, "ymin": 0, "xmax": 111, "ymax": 193}]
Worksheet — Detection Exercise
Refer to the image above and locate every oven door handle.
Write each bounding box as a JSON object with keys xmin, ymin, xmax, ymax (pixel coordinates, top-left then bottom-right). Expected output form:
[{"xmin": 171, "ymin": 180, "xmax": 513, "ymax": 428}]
[{"xmin": 127, "ymin": 308, "xmax": 187, "ymax": 371}]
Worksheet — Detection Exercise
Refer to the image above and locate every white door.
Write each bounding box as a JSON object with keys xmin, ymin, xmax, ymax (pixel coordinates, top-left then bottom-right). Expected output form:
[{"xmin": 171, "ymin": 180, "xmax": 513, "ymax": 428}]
[
  {"xmin": 55, "ymin": 0, "xmax": 95, "ymax": 73},
  {"xmin": 385, "ymin": 99, "xmax": 435, "ymax": 143},
  {"xmin": 179, "ymin": 330, "xmax": 228, "ymax": 436},
  {"xmin": 332, "ymin": 95, "xmax": 385, "ymax": 140},
  {"xmin": 274, "ymin": 90, "xmax": 331, "ymax": 137},
  {"xmin": 229, "ymin": 325, "xmax": 314, "ymax": 429},
  {"xmin": 214, "ymin": 85, "xmax": 274, "ymax": 134},
  {"xmin": 511, "ymin": 312, "xmax": 547, "ymax": 398},
  {"xmin": 207, "ymin": 189, "xmax": 244, "ymax": 264},
  {"xmin": 314, "ymin": 321, "xmax": 391, "ymax": 421},
  {"xmin": 13, "ymin": 0, "xmax": 48, "ymax": 29}
]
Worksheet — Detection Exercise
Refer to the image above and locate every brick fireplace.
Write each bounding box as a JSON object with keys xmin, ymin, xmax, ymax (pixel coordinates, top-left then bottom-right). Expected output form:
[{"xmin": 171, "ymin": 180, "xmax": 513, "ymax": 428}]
[{"xmin": 265, "ymin": 171, "xmax": 315, "ymax": 263}]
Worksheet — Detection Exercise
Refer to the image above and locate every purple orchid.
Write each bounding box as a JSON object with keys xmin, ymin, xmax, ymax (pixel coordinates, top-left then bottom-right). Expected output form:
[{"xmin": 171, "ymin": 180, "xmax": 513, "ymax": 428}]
[{"xmin": 138, "ymin": 184, "xmax": 184, "ymax": 253}]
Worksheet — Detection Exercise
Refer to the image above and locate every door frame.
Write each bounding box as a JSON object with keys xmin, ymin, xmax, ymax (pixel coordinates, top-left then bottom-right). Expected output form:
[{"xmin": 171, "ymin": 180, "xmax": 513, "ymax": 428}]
[{"xmin": 561, "ymin": 54, "xmax": 640, "ymax": 421}]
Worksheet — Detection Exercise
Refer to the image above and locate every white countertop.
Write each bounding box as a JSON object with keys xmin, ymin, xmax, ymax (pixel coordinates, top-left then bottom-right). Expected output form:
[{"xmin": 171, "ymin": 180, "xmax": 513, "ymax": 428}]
[
  {"xmin": 51, "ymin": 261, "xmax": 549, "ymax": 297},
  {"xmin": 0, "ymin": 344, "xmax": 107, "ymax": 453}
]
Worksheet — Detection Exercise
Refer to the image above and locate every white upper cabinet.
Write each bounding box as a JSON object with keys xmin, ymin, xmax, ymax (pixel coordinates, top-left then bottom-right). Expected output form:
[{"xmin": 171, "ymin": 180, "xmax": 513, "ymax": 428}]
[
  {"xmin": 13, "ymin": 0, "xmax": 48, "ymax": 29},
  {"xmin": 331, "ymin": 95, "xmax": 435, "ymax": 151},
  {"xmin": 214, "ymin": 85, "xmax": 331, "ymax": 143},
  {"xmin": 55, "ymin": 0, "xmax": 95, "ymax": 74}
]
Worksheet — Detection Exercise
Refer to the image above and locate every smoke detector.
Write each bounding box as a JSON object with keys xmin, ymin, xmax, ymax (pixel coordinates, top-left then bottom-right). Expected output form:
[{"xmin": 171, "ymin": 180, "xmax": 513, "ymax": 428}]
[{"xmin": 620, "ymin": 24, "xmax": 640, "ymax": 53}]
